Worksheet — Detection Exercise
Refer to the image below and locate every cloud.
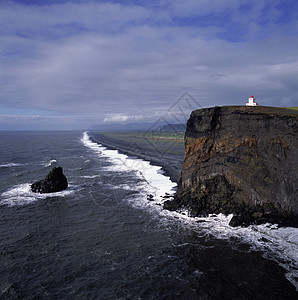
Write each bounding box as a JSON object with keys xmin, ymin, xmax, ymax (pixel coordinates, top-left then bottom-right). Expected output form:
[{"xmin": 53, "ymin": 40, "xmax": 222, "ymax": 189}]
[
  {"xmin": 0, "ymin": 113, "xmax": 103, "ymax": 130},
  {"xmin": 170, "ymin": 0, "xmax": 240, "ymax": 17},
  {"xmin": 103, "ymin": 114, "xmax": 144, "ymax": 123},
  {"xmin": 0, "ymin": 1, "xmax": 152, "ymax": 36},
  {"xmin": 0, "ymin": 0, "xmax": 298, "ymax": 129},
  {"xmin": 103, "ymin": 111, "xmax": 166, "ymax": 123}
]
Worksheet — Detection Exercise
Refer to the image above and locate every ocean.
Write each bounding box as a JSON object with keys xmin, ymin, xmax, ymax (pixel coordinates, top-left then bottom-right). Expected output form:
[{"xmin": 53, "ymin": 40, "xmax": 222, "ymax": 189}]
[{"xmin": 0, "ymin": 131, "xmax": 297, "ymax": 299}]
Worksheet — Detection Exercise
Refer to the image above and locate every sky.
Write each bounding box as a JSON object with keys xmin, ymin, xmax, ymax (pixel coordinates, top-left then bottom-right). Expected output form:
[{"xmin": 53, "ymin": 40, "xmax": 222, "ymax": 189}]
[{"xmin": 0, "ymin": 0, "xmax": 298, "ymax": 130}]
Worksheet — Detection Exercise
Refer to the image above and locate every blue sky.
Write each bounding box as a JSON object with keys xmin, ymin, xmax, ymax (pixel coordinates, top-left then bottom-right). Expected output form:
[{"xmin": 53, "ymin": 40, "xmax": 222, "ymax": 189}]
[{"xmin": 1, "ymin": 0, "xmax": 298, "ymax": 129}]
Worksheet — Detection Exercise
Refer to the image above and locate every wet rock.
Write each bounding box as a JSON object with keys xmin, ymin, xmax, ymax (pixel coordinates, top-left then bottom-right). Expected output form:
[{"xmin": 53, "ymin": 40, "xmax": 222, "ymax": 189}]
[
  {"xmin": 188, "ymin": 208, "xmax": 199, "ymax": 217},
  {"xmin": 229, "ymin": 215, "xmax": 244, "ymax": 227},
  {"xmin": 163, "ymin": 200, "xmax": 179, "ymax": 211},
  {"xmin": 147, "ymin": 194, "xmax": 154, "ymax": 201},
  {"xmin": 31, "ymin": 166, "xmax": 68, "ymax": 193},
  {"xmin": 162, "ymin": 194, "xmax": 172, "ymax": 199}
]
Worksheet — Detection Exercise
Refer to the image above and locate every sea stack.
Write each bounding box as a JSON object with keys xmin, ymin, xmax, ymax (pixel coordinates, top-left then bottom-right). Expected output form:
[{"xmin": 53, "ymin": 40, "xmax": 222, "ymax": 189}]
[
  {"xmin": 31, "ymin": 166, "xmax": 68, "ymax": 193},
  {"xmin": 167, "ymin": 106, "xmax": 298, "ymax": 227}
]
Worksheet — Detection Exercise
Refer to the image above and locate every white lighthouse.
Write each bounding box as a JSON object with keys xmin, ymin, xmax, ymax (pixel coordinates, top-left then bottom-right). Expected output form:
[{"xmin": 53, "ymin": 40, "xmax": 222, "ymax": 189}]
[{"xmin": 246, "ymin": 95, "xmax": 258, "ymax": 106}]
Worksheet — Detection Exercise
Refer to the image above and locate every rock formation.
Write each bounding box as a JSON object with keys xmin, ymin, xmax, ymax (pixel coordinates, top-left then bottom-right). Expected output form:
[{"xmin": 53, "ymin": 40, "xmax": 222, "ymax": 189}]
[
  {"xmin": 31, "ymin": 166, "xmax": 68, "ymax": 193},
  {"xmin": 166, "ymin": 106, "xmax": 298, "ymax": 227}
]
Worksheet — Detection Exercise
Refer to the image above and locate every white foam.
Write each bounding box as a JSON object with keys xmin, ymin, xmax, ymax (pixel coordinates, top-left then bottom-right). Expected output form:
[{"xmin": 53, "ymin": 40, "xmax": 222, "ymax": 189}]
[
  {"xmin": 81, "ymin": 132, "xmax": 298, "ymax": 290},
  {"xmin": 159, "ymin": 210, "xmax": 298, "ymax": 290},
  {"xmin": 0, "ymin": 163, "xmax": 24, "ymax": 168},
  {"xmin": 42, "ymin": 159, "xmax": 57, "ymax": 167},
  {"xmin": 81, "ymin": 132, "xmax": 176, "ymax": 200},
  {"xmin": 0, "ymin": 183, "xmax": 75, "ymax": 207},
  {"xmin": 80, "ymin": 175, "xmax": 101, "ymax": 179}
]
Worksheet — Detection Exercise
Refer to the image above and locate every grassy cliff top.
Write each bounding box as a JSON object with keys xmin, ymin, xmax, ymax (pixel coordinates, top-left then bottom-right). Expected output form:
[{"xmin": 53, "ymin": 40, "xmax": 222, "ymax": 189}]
[
  {"xmin": 193, "ymin": 105, "xmax": 298, "ymax": 118},
  {"xmin": 286, "ymin": 106, "xmax": 298, "ymax": 111}
]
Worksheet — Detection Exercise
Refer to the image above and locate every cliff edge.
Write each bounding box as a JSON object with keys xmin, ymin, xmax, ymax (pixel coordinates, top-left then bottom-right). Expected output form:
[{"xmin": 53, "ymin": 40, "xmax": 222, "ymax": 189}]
[{"xmin": 169, "ymin": 106, "xmax": 298, "ymax": 227}]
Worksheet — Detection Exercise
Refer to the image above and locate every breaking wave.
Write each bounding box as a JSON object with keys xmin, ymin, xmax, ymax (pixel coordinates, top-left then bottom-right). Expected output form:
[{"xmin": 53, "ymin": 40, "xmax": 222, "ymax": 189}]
[
  {"xmin": 0, "ymin": 183, "xmax": 76, "ymax": 207},
  {"xmin": 82, "ymin": 131, "xmax": 298, "ymax": 290}
]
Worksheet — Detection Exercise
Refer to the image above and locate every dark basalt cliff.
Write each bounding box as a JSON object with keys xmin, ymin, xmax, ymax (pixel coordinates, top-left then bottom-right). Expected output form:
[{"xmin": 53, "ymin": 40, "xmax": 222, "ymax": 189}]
[{"xmin": 169, "ymin": 106, "xmax": 298, "ymax": 227}]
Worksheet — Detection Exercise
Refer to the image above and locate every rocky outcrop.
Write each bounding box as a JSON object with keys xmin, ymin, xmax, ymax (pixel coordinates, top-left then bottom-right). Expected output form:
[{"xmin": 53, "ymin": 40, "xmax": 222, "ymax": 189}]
[
  {"xmin": 31, "ymin": 166, "xmax": 68, "ymax": 193},
  {"xmin": 167, "ymin": 106, "xmax": 298, "ymax": 227}
]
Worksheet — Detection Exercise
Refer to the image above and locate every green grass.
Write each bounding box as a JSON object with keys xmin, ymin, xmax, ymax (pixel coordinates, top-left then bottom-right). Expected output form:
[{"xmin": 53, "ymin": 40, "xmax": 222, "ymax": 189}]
[
  {"xmin": 91, "ymin": 131, "xmax": 185, "ymax": 156},
  {"xmin": 150, "ymin": 132, "xmax": 184, "ymax": 140},
  {"xmin": 286, "ymin": 107, "xmax": 298, "ymax": 111},
  {"xmin": 98, "ymin": 131, "xmax": 184, "ymax": 142}
]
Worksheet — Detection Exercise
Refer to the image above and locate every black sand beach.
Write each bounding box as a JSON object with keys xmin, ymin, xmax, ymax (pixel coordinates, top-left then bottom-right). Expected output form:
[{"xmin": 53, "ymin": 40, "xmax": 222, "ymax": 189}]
[{"xmin": 89, "ymin": 131, "xmax": 185, "ymax": 183}]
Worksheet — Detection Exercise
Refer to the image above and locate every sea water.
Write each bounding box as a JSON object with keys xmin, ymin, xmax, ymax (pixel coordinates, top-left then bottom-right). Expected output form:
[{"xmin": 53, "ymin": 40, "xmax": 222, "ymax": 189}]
[{"xmin": 0, "ymin": 131, "xmax": 297, "ymax": 299}]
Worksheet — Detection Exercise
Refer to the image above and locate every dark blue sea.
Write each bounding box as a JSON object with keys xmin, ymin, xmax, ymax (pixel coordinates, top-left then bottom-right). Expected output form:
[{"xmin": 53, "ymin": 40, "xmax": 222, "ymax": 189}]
[{"xmin": 0, "ymin": 131, "xmax": 297, "ymax": 299}]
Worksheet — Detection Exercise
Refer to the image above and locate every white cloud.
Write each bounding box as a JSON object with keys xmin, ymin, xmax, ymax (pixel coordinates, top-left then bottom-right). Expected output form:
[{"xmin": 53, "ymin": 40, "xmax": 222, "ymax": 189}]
[
  {"xmin": 0, "ymin": 0, "xmax": 298, "ymax": 129},
  {"xmin": 170, "ymin": 0, "xmax": 240, "ymax": 17},
  {"xmin": 0, "ymin": 1, "xmax": 153, "ymax": 36},
  {"xmin": 104, "ymin": 114, "xmax": 142, "ymax": 123}
]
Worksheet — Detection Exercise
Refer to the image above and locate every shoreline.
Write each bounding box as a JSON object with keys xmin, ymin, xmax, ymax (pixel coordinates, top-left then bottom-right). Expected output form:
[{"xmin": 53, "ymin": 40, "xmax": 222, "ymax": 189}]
[
  {"xmin": 88, "ymin": 131, "xmax": 185, "ymax": 183},
  {"xmin": 86, "ymin": 132, "xmax": 298, "ymax": 291}
]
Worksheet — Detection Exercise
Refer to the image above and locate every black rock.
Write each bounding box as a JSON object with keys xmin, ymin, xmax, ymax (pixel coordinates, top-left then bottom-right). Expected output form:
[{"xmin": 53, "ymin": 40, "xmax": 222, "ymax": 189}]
[
  {"xmin": 162, "ymin": 194, "xmax": 172, "ymax": 199},
  {"xmin": 147, "ymin": 194, "xmax": 154, "ymax": 201},
  {"xmin": 188, "ymin": 208, "xmax": 199, "ymax": 217},
  {"xmin": 163, "ymin": 200, "xmax": 179, "ymax": 211},
  {"xmin": 229, "ymin": 215, "xmax": 244, "ymax": 227},
  {"xmin": 31, "ymin": 167, "xmax": 68, "ymax": 194}
]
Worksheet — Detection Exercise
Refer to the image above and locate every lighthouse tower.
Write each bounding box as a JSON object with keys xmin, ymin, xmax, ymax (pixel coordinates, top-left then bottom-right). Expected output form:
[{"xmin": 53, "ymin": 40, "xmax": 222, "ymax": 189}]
[{"xmin": 246, "ymin": 95, "xmax": 258, "ymax": 106}]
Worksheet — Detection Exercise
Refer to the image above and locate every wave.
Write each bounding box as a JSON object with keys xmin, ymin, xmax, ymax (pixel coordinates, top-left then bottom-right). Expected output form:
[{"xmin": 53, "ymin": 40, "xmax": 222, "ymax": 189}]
[
  {"xmin": 0, "ymin": 183, "xmax": 76, "ymax": 207},
  {"xmin": 81, "ymin": 132, "xmax": 298, "ymax": 290},
  {"xmin": 0, "ymin": 163, "xmax": 25, "ymax": 168},
  {"xmin": 42, "ymin": 159, "xmax": 57, "ymax": 167},
  {"xmin": 160, "ymin": 210, "xmax": 298, "ymax": 289},
  {"xmin": 80, "ymin": 175, "xmax": 101, "ymax": 179},
  {"xmin": 81, "ymin": 132, "xmax": 176, "ymax": 200}
]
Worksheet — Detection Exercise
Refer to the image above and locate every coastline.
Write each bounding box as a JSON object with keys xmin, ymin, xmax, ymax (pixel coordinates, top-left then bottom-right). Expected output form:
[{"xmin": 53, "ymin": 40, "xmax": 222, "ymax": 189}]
[
  {"xmin": 88, "ymin": 131, "xmax": 185, "ymax": 183},
  {"xmin": 86, "ymin": 131, "xmax": 298, "ymax": 292}
]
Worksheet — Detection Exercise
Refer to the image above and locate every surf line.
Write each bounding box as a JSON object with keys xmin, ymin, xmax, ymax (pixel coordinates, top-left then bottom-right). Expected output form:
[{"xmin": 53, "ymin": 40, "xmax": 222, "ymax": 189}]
[
  {"xmin": 0, "ymin": 183, "xmax": 75, "ymax": 207},
  {"xmin": 81, "ymin": 132, "xmax": 176, "ymax": 200},
  {"xmin": 81, "ymin": 133, "xmax": 298, "ymax": 290}
]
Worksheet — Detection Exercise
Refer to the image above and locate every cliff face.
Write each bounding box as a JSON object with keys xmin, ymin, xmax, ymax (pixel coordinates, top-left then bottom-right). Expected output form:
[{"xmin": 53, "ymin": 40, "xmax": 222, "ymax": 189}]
[{"xmin": 174, "ymin": 106, "xmax": 298, "ymax": 226}]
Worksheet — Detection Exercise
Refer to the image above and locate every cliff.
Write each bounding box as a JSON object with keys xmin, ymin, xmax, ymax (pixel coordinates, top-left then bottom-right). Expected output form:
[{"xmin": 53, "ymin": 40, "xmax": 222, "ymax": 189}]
[{"xmin": 168, "ymin": 106, "xmax": 298, "ymax": 227}]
